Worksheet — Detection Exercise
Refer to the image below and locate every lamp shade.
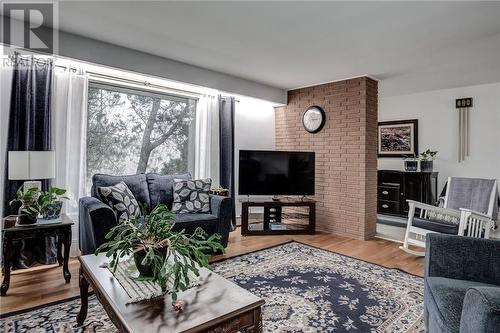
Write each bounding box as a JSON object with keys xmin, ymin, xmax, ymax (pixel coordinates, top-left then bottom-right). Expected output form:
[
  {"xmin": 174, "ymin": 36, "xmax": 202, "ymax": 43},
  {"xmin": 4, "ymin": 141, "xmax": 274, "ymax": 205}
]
[{"xmin": 8, "ymin": 151, "xmax": 55, "ymax": 180}]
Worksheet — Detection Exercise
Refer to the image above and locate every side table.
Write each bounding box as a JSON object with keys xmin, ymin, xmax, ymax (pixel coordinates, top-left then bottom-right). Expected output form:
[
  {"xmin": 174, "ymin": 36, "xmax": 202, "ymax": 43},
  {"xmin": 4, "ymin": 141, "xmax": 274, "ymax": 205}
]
[{"xmin": 1, "ymin": 214, "xmax": 74, "ymax": 296}]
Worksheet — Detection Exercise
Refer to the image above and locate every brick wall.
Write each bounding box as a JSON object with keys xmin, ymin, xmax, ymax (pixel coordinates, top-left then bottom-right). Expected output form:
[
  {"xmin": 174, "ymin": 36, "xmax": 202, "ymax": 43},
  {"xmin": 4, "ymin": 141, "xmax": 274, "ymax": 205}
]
[{"xmin": 275, "ymin": 77, "xmax": 378, "ymax": 240}]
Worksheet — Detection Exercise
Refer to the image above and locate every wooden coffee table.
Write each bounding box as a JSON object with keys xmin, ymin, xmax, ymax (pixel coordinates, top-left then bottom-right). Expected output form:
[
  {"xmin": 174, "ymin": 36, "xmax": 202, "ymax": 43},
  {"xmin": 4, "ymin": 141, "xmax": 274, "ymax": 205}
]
[{"xmin": 77, "ymin": 254, "xmax": 264, "ymax": 332}]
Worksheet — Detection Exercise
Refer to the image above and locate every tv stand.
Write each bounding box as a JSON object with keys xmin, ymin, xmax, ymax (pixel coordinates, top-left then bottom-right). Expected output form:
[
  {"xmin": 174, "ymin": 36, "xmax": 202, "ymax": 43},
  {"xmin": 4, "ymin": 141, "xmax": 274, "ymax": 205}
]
[{"xmin": 241, "ymin": 199, "xmax": 315, "ymax": 235}]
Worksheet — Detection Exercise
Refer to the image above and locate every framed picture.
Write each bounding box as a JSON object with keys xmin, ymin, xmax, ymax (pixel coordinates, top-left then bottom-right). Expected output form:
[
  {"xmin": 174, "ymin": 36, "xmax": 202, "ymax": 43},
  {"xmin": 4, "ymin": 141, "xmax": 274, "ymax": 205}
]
[{"xmin": 378, "ymin": 119, "xmax": 418, "ymax": 158}]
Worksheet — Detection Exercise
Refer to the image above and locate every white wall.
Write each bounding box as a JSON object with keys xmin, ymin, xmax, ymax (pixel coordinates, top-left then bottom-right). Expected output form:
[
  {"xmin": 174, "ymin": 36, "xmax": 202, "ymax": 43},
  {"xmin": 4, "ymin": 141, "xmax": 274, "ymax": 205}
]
[
  {"xmin": 378, "ymin": 82, "xmax": 500, "ymax": 192},
  {"xmin": 234, "ymin": 95, "xmax": 276, "ymax": 217},
  {"xmin": 58, "ymin": 30, "xmax": 287, "ymax": 104}
]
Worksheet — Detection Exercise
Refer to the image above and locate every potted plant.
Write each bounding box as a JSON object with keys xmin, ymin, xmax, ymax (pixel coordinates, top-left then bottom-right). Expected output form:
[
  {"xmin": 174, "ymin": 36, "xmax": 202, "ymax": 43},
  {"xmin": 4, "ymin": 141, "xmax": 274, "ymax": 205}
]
[
  {"xmin": 420, "ymin": 149, "xmax": 438, "ymax": 172},
  {"xmin": 38, "ymin": 187, "xmax": 69, "ymax": 219},
  {"xmin": 95, "ymin": 203, "xmax": 225, "ymax": 302},
  {"xmin": 10, "ymin": 187, "xmax": 41, "ymax": 224},
  {"xmin": 10, "ymin": 186, "xmax": 70, "ymax": 224}
]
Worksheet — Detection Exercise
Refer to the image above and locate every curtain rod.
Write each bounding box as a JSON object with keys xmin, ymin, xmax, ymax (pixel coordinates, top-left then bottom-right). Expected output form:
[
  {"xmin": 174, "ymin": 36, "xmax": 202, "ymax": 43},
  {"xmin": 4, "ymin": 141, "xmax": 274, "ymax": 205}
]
[
  {"xmin": 88, "ymin": 72, "xmax": 203, "ymax": 99},
  {"xmin": 10, "ymin": 53, "xmax": 238, "ymax": 101}
]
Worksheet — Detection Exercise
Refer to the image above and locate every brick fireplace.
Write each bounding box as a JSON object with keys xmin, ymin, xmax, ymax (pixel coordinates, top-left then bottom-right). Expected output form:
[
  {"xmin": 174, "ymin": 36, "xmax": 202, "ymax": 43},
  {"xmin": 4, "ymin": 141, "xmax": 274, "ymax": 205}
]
[{"xmin": 275, "ymin": 77, "xmax": 378, "ymax": 240}]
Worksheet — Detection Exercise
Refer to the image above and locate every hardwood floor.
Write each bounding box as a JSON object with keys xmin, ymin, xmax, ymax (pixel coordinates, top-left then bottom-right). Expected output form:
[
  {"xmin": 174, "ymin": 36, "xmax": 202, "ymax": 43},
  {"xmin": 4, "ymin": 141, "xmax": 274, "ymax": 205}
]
[{"xmin": 0, "ymin": 229, "xmax": 424, "ymax": 314}]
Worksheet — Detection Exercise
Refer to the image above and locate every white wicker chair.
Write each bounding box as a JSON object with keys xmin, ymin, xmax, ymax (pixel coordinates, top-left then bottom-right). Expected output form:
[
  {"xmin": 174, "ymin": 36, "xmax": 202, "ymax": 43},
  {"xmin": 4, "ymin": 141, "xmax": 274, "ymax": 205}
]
[{"xmin": 400, "ymin": 177, "xmax": 498, "ymax": 256}]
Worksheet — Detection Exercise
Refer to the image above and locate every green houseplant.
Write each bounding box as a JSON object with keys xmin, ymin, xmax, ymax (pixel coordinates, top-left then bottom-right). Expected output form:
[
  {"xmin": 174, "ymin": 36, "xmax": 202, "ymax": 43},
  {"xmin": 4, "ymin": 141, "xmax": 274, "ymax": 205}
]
[
  {"xmin": 10, "ymin": 186, "xmax": 69, "ymax": 224},
  {"xmin": 95, "ymin": 203, "xmax": 225, "ymax": 302},
  {"xmin": 38, "ymin": 187, "xmax": 69, "ymax": 219},
  {"xmin": 420, "ymin": 149, "xmax": 438, "ymax": 172},
  {"xmin": 10, "ymin": 187, "xmax": 42, "ymax": 224}
]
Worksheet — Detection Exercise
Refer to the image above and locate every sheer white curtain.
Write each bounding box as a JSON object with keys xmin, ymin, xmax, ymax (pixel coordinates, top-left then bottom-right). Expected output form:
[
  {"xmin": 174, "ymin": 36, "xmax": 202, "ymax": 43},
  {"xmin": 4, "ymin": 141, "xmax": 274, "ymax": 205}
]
[
  {"xmin": 0, "ymin": 55, "xmax": 13, "ymax": 218},
  {"xmin": 52, "ymin": 64, "xmax": 88, "ymax": 256},
  {"xmin": 194, "ymin": 91, "xmax": 220, "ymax": 186}
]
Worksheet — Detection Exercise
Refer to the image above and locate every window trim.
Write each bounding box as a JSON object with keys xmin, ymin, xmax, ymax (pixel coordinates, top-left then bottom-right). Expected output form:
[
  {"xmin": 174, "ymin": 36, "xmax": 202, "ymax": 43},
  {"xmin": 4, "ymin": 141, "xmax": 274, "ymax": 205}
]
[
  {"xmin": 88, "ymin": 80, "xmax": 193, "ymax": 104},
  {"xmin": 87, "ymin": 72, "xmax": 201, "ymax": 100},
  {"xmin": 86, "ymin": 80, "xmax": 197, "ymax": 178}
]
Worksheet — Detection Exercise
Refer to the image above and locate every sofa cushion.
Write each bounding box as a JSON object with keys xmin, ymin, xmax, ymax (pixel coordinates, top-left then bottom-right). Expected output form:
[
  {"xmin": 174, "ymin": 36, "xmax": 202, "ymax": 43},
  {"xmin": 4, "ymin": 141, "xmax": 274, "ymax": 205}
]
[
  {"xmin": 413, "ymin": 217, "xmax": 459, "ymax": 234},
  {"xmin": 173, "ymin": 213, "xmax": 218, "ymax": 235},
  {"xmin": 92, "ymin": 173, "xmax": 150, "ymax": 208},
  {"xmin": 146, "ymin": 173, "xmax": 191, "ymax": 209},
  {"xmin": 172, "ymin": 179, "xmax": 211, "ymax": 214},
  {"xmin": 97, "ymin": 181, "xmax": 141, "ymax": 223},
  {"xmin": 426, "ymin": 277, "xmax": 498, "ymax": 332}
]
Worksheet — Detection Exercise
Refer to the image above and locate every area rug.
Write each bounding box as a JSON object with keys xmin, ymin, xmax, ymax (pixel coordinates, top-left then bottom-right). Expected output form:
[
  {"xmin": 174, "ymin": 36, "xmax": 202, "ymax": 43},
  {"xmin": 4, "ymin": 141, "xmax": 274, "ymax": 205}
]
[{"xmin": 0, "ymin": 241, "xmax": 424, "ymax": 332}]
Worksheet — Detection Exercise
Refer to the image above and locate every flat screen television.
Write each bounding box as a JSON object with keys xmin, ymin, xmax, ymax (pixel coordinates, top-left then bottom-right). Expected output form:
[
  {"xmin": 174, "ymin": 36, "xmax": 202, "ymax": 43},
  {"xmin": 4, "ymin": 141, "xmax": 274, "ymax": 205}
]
[{"xmin": 238, "ymin": 150, "xmax": 315, "ymax": 195}]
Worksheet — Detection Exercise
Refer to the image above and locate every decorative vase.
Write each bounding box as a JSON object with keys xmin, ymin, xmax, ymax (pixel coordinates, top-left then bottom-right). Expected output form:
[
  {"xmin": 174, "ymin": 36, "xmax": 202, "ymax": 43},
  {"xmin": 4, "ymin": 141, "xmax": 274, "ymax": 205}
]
[
  {"xmin": 18, "ymin": 214, "xmax": 37, "ymax": 225},
  {"xmin": 18, "ymin": 201, "xmax": 38, "ymax": 225},
  {"xmin": 42, "ymin": 201, "xmax": 63, "ymax": 219},
  {"xmin": 133, "ymin": 247, "xmax": 168, "ymax": 277},
  {"xmin": 420, "ymin": 160, "xmax": 434, "ymax": 172},
  {"xmin": 404, "ymin": 159, "xmax": 418, "ymax": 172}
]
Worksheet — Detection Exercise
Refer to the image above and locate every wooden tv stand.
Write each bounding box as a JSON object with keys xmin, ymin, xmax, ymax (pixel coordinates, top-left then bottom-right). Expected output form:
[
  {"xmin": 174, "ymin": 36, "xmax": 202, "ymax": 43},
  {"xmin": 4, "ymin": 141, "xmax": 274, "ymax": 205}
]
[{"xmin": 240, "ymin": 199, "xmax": 316, "ymax": 235}]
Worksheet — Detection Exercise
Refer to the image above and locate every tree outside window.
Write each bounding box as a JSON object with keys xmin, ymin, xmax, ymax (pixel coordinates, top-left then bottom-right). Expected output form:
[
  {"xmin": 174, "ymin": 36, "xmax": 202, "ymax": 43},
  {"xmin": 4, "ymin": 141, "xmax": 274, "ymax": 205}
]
[{"xmin": 86, "ymin": 83, "xmax": 196, "ymax": 190}]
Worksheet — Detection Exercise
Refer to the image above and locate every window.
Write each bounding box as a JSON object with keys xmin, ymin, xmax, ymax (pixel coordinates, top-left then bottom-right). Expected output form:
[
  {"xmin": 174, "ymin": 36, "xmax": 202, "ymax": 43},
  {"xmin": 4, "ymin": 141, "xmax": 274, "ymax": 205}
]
[{"xmin": 86, "ymin": 82, "xmax": 196, "ymax": 188}]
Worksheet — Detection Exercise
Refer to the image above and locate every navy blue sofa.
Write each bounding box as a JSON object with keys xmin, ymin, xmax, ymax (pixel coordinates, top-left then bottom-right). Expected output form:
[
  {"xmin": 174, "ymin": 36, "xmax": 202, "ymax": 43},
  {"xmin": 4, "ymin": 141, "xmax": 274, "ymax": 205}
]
[
  {"xmin": 79, "ymin": 173, "xmax": 233, "ymax": 255},
  {"xmin": 424, "ymin": 234, "xmax": 500, "ymax": 333}
]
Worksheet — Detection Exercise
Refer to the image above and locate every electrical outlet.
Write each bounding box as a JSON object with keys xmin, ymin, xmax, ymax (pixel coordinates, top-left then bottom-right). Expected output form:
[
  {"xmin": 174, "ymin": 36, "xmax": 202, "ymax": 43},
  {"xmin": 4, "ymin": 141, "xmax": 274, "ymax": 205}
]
[{"xmin": 455, "ymin": 97, "xmax": 473, "ymax": 108}]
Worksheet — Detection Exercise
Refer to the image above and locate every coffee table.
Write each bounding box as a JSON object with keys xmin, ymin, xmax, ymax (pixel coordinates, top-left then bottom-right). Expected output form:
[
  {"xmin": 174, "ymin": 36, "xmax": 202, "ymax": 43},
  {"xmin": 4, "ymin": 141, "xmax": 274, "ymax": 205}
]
[{"xmin": 77, "ymin": 254, "xmax": 264, "ymax": 332}]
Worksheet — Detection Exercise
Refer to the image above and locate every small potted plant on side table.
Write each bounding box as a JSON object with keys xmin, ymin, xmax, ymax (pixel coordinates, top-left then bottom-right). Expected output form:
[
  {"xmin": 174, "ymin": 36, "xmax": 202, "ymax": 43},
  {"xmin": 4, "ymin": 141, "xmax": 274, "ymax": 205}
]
[
  {"xmin": 95, "ymin": 203, "xmax": 225, "ymax": 303},
  {"xmin": 38, "ymin": 187, "xmax": 69, "ymax": 219},
  {"xmin": 420, "ymin": 149, "xmax": 438, "ymax": 172},
  {"xmin": 10, "ymin": 187, "xmax": 41, "ymax": 225},
  {"xmin": 10, "ymin": 186, "xmax": 70, "ymax": 224}
]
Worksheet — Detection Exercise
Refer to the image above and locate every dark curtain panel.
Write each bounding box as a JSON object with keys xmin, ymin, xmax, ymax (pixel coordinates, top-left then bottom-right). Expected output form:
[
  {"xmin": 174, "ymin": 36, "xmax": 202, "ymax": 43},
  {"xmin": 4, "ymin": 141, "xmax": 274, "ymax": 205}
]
[
  {"xmin": 3, "ymin": 53, "xmax": 56, "ymax": 268},
  {"xmin": 219, "ymin": 96, "xmax": 236, "ymax": 229}
]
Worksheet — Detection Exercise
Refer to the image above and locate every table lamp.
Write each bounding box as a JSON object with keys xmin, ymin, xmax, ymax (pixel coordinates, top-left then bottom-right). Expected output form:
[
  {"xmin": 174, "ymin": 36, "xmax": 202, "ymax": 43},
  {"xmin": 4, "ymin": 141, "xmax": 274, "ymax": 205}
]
[{"xmin": 8, "ymin": 151, "xmax": 56, "ymax": 191}]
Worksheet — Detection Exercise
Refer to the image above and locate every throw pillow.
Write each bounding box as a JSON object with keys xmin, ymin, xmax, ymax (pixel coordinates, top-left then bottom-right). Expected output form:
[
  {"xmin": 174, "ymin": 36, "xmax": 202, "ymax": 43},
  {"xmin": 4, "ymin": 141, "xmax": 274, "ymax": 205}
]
[
  {"xmin": 426, "ymin": 210, "xmax": 460, "ymax": 225},
  {"xmin": 97, "ymin": 181, "xmax": 141, "ymax": 223},
  {"xmin": 172, "ymin": 178, "xmax": 211, "ymax": 213}
]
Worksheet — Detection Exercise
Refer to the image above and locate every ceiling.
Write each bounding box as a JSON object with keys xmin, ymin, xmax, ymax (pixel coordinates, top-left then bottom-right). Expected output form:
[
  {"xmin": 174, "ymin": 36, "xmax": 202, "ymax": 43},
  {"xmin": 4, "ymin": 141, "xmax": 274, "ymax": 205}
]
[{"xmin": 20, "ymin": 1, "xmax": 500, "ymax": 95}]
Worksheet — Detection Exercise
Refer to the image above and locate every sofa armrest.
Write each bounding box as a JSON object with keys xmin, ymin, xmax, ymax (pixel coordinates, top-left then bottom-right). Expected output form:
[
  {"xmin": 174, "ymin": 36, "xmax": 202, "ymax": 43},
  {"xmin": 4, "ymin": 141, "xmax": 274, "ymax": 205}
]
[
  {"xmin": 460, "ymin": 287, "xmax": 500, "ymax": 333},
  {"xmin": 425, "ymin": 233, "xmax": 500, "ymax": 285},
  {"xmin": 79, "ymin": 196, "xmax": 117, "ymax": 255},
  {"xmin": 210, "ymin": 195, "xmax": 233, "ymax": 248}
]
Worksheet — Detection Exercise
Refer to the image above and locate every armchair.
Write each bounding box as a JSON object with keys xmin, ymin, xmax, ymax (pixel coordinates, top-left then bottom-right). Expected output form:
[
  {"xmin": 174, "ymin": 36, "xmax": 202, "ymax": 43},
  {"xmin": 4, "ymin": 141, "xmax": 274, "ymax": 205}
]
[
  {"xmin": 424, "ymin": 234, "xmax": 500, "ymax": 333},
  {"xmin": 400, "ymin": 177, "xmax": 498, "ymax": 256}
]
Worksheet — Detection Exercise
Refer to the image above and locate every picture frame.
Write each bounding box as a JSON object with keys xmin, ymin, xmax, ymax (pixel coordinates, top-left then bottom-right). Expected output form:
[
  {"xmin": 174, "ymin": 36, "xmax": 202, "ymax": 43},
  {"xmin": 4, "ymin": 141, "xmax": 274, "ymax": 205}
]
[{"xmin": 378, "ymin": 119, "xmax": 418, "ymax": 158}]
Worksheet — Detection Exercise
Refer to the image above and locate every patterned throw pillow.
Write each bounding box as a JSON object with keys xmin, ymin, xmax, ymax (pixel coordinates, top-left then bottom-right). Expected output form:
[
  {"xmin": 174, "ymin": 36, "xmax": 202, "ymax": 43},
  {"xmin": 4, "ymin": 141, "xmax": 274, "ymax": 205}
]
[
  {"xmin": 97, "ymin": 181, "xmax": 141, "ymax": 223},
  {"xmin": 426, "ymin": 210, "xmax": 460, "ymax": 225},
  {"xmin": 172, "ymin": 179, "xmax": 211, "ymax": 213}
]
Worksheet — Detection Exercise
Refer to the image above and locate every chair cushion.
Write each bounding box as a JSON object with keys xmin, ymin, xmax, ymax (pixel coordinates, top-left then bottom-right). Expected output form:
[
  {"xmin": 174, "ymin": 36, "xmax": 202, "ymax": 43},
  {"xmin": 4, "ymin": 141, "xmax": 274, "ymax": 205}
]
[
  {"xmin": 146, "ymin": 173, "xmax": 191, "ymax": 209},
  {"xmin": 96, "ymin": 181, "xmax": 141, "ymax": 223},
  {"xmin": 412, "ymin": 217, "xmax": 459, "ymax": 234},
  {"xmin": 92, "ymin": 173, "xmax": 150, "ymax": 208},
  {"xmin": 426, "ymin": 277, "xmax": 498, "ymax": 333},
  {"xmin": 173, "ymin": 213, "xmax": 218, "ymax": 235}
]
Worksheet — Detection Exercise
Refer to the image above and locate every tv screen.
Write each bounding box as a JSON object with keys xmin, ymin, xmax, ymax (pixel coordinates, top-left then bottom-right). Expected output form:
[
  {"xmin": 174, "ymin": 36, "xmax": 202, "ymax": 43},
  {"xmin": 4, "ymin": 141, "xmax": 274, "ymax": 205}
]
[{"xmin": 238, "ymin": 150, "xmax": 315, "ymax": 195}]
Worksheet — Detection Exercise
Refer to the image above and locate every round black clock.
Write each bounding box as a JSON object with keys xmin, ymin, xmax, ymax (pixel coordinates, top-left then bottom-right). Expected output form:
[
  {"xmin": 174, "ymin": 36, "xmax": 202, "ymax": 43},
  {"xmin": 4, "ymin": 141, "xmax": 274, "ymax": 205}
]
[{"xmin": 302, "ymin": 106, "xmax": 326, "ymax": 133}]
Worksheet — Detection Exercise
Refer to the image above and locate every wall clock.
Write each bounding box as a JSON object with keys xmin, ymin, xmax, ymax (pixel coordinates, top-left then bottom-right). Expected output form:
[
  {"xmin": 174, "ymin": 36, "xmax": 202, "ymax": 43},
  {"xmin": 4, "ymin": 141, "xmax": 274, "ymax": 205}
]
[{"xmin": 302, "ymin": 106, "xmax": 326, "ymax": 133}]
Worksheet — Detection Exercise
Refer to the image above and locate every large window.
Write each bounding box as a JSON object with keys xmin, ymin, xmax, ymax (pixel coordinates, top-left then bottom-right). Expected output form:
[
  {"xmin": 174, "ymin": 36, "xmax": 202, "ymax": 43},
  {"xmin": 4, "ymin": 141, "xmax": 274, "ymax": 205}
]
[{"xmin": 86, "ymin": 82, "xmax": 196, "ymax": 187}]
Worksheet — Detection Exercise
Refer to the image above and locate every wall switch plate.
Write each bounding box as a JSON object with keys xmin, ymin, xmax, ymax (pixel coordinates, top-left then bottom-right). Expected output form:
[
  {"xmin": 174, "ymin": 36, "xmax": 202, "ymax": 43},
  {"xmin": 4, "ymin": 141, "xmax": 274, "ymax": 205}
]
[{"xmin": 455, "ymin": 97, "xmax": 473, "ymax": 108}]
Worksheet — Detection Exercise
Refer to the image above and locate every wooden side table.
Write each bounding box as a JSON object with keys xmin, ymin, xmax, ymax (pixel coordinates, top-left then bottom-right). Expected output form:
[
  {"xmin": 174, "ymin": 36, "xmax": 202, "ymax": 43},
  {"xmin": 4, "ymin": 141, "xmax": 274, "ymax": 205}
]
[{"xmin": 1, "ymin": 214, "xmax": 74, "ymax": 296}]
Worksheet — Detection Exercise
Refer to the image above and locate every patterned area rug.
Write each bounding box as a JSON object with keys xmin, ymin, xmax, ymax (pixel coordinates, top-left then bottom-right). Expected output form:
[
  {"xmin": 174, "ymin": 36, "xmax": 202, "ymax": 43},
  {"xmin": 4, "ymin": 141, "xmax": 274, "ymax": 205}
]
[{"xmin": 0, "ymin": 241, "xmax": 424, "ymax": 332}]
